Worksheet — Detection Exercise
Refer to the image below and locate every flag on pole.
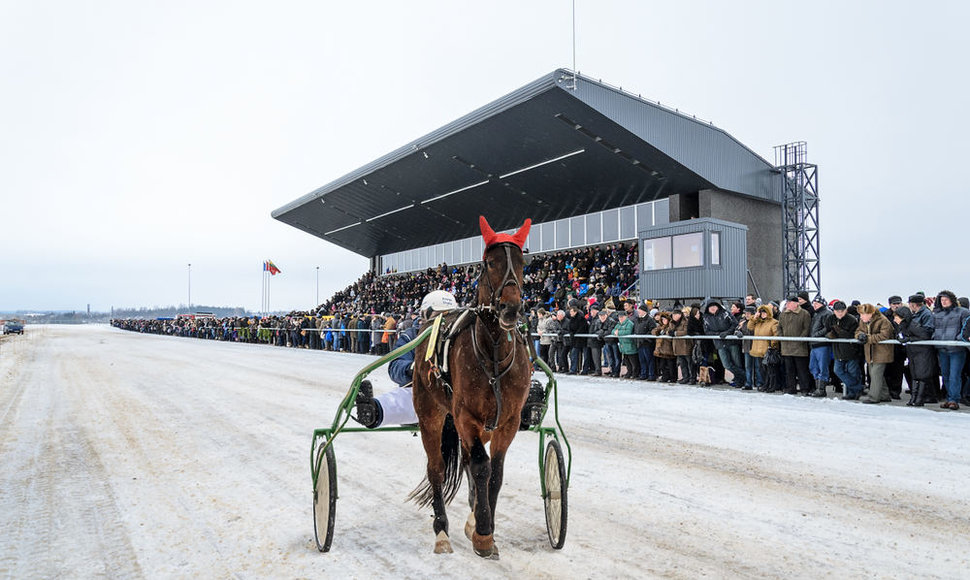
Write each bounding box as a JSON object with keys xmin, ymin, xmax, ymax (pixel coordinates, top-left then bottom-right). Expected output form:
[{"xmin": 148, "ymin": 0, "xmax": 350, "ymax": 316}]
[{"xmin": 264, "ymin": 260, "xmax": 281, "ymax": 275}]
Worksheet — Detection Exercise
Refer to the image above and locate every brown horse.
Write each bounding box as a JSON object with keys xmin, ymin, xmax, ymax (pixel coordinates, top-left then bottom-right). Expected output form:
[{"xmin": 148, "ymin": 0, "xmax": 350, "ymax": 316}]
[{"xmin": 410, "ymin": 216, "xmax": 533, "ymax": 558}]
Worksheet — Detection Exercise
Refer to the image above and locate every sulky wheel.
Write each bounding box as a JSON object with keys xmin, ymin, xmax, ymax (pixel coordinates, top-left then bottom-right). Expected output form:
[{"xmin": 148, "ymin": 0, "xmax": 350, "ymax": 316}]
[
  {"xmin": 313, "ymin": 443, "xmax": 338, "ymax": 552},
  {"xmin": 543, "ymin": 439, "xmax": 568, "ymax": 549}
]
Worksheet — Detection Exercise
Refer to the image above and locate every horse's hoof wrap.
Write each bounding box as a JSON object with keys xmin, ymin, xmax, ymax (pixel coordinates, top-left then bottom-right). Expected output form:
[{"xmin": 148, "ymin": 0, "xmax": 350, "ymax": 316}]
[{"xmin": 434, "ymin": 531, "xmax": 453, "ymax": 554}]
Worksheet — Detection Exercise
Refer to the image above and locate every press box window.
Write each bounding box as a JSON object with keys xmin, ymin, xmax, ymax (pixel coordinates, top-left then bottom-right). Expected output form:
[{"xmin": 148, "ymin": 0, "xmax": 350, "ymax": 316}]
[
  {"xmin": 642, "ymin": 237, "xmax": 672, "ymax": 270},
  {"xmin": 711, "ymin": 232, "xmax": 721, "ymax": 266},
  {"xmin": 672, "ymin": 232, "xmax": 703, "ymax": 268}
]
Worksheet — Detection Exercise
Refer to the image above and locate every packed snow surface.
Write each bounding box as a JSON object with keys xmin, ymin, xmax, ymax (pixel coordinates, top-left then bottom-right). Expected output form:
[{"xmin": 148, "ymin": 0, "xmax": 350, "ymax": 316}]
[{"xmin": 1, "ymin": 325, "xmax": 969, "ymax": 579}]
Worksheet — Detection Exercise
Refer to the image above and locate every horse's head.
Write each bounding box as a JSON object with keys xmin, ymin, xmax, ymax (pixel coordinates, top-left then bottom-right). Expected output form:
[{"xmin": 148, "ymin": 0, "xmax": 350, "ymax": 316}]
[{"xmin": 478, "ymin": 216, "xmax": 531, "ymax": 330}]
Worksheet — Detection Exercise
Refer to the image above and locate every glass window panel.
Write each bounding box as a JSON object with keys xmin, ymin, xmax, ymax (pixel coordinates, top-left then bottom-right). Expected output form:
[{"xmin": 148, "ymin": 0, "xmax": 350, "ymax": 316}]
[
  {"xmin": 602, "ymin": 209, "xmax": 619, "ymax": 241},
  {"xmin": 654, "ymin": 198, "xmax": 670, "ymax": 225},
  {"xmin": 472, "ymin": 237, "xmax": 484, "ymax": 261},
  {"xmin": 586, "ymin": 213, "xmax": 601, "ymax": 244},
  {"xmin": 527, "ymin": 228, "xmax": 538, "ymax": 254},
  {"xmin": 462, "ymin": 238, "xmax": 472, "ymax": 263},
  {"xmin": 636, "ymin": 203, "xmax": 653, "ymax": 229},
  {"xmin": 444, "ymin": 243, "xmax": 453, "ymax": 266},
  {"xmin": 554, "ymin": 219, "xmax": 568, "ymax": 249},
  {"xmin": 435, "ymin": 244, "xmax": 444, "ymax": 266},
  {"xmin": 541, "ymin": 222, "xmax": 555, "ymax": 251},
  {"xmin": 672, "ymin": 232, "xmax": 704, "ymax": 268},
  {"xmin": 620, "ymin": 209, "xmax": 636, "ymax": 240},
  {"xmin": 569, "ymin": 216, "xmax": 584, "ymax": 247},
  {"xmin": 411, "ymin": 248, "xmax": 420, "ymax": 271},
  {"xmin": 642, "ymin": 237, "xmax": 671, "ymax": 270},
  {"xmin": 711, "ymin": 232, "xmax": 721, "ymax": 266}
]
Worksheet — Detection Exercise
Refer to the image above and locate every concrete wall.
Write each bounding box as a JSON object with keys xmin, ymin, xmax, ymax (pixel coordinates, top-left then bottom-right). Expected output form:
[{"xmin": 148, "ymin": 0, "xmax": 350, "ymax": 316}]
[{"xmin": 697, "ymin": 189, "xmax": 782, "ymax": 300}]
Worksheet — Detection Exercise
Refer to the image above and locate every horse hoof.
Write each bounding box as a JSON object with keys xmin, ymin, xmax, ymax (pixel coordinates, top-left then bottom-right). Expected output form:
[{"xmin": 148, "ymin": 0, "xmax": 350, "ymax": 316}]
[
  {"xmin": 464, "ymin": 513, "xmax": 476, "ymax": 541},
  {"xmin": 474, "ymin": 545, "xmax": 500, "ymax": 560},
  {"xmin": 434, "ymin": 531, "xmax": 453, "ymax": 554},
  {"xmin": 472, "ymin": 532, "xmax": 498, "ymax": 559}
]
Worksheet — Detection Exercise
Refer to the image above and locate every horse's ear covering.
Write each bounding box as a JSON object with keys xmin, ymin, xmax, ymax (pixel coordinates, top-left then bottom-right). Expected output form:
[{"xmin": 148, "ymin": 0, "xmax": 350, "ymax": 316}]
[
  {"xmin": 479, "ymin": 216, "xmax": 497, "ymax": 247},
  {"xmin": 511, "ymin": 219, "xmax": 531, "ymax": 248}
]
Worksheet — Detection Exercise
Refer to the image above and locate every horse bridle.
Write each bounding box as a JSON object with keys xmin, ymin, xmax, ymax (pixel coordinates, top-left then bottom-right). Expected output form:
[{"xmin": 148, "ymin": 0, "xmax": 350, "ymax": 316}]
[
  {"xmin": 479, "ymin": 243, "xmax": 524, "ymax": 323},
  {"xmin": 471, "ymin": 242, "xmax": 526, "ymax": 431}
]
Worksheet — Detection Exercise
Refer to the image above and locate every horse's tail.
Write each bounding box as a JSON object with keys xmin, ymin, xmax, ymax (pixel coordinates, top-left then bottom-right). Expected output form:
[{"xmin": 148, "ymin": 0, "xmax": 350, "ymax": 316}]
[{"xmin": 408, "ymin": 414, "xmax": 463, "ymax": 508}]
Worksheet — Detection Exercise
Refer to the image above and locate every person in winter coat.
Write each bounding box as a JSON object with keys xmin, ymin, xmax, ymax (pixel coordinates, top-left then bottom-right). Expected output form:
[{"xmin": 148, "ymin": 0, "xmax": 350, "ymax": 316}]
[
  {"xmin": 587, "ymin": 308, "xmax": 607, "ymax": 376},
  {"xmin": 702, "ymin": 300, "xmax": 746, "ymax": 387},
  {"xmin": 634, "ymin": 304, "xmax": 657, "ymax": 379},
  {"xmin": 738, "ymin": 306, "xmax": 760, "ymax": 389},
  {"xmin": 895, "ymin": 296, "xmax": 936, "ymax": 406},
  {"xmin": 855, "ymin": 303, "xmax": 895, "ymax": 404},
  {"xmin": 653, "ymin": 312, "xmax": 677, "ymax": 382},
  {"xmin": 614, "ymin": 311, "xmax": 640, "ymax": 378},
  {"xmin": 826, "ymin": 301, "xmax": 864, "ymax": 400},
  {"xmin": 748, "ymin": 305, "xmax": 780, "ymax": 392},
  {"xmin": 808, "ymin": 296, "xmax": 834, "ymax": 397},
  {"xmin": 565, "ymin": 305, "xmax": 589, "ymax": 375},
  {"xmin": 602, "ymin": 310, "xmax": 621, "ymax": 377},
  {"xmin": 545, "ymin": 310, "xmax": 565, "ymax": 373},
  {"xmin": 778, "ymin": 296, "xmax": 814, "ymax": 395},
  {"xmin": 670, "ymin": 309, "xmax": 694, "ymax": 384},
  {"xmin": 931, "ymin": 290, "xmax": 969, "ymax": 410},
  {"xmin": 536, "ymin": 309, "xmax": 555, "ymax": 369}
]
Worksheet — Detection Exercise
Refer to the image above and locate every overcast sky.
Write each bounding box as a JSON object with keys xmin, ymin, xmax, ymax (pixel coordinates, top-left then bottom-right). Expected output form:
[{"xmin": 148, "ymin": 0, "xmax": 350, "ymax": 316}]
[{"xmin": 2, "ymin": 1, "xmax": 967, "ymax": 313}]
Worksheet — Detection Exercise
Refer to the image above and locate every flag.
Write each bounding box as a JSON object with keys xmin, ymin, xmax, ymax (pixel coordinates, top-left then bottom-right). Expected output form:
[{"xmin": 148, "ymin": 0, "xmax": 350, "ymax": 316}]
[{"xmin": 264, "ymin": 259, "xmax": 281, "ymax": 275}]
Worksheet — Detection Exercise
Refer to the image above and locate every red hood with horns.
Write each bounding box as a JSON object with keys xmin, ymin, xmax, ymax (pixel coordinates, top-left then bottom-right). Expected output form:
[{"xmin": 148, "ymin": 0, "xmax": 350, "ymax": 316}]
[{"xmin": 479, "ymin": 216, "xmax": 531, "ymax": 257}]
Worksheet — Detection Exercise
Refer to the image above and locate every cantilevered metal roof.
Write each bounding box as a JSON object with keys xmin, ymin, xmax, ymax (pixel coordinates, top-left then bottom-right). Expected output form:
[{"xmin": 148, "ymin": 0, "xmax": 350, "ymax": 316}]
[{"xmin": 272, "ymin": 69, "xmax": 780, "ymax": 258}]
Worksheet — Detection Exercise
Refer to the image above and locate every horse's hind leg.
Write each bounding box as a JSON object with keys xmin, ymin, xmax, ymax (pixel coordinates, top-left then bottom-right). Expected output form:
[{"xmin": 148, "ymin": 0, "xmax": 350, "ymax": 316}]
[
  {"xmin": 416, "ymin": 409, "xmax": 453, "ymax": 554},
  {"xmin": 467, "ymin": 436, "xmax": 499, "ymax": 559}
]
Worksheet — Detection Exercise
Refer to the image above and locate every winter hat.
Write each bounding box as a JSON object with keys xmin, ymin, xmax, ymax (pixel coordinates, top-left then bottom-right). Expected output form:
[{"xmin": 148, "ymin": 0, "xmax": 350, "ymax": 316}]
[
  {"xmin": 744, "ymin": 305, "xmax": 757, "ymax": 314},
  {"xmin": 812, "ymin": 295, "xmax": 826, "ymax": 305},
  {"xmin": 908, "ymin": 294, "xmax": 925, "ymax": 304},
  {"xmin": 786, "ymin": 295, "xmax": 799, "ymax": 303},
  {"xmin": 831, "ymin": 300, "xmax": 847, "ymax": 311},
  {"xmin": 888, "ymin": 295, "xmax": 903, "ymax": 305},
  {"xmin": 797, "ymin": 290, "xmax": 810, "ymax": 302},
  {"xmin": 857, "ymin": 303, "xmax": 879, "ymax": 315}
]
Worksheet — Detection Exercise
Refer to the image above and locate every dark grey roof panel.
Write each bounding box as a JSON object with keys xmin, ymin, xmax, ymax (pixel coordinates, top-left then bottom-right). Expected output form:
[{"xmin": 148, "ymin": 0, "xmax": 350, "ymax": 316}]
[{"xmin": 273, "ymin": 69, "xmax": 780, "ymax": 258}]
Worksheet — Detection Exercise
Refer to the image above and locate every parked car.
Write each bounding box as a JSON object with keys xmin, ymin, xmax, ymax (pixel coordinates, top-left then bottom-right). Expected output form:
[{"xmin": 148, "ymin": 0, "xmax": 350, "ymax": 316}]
[{"xmin": 3, "ymin": 320, "xmax": 24, "ymax": 334}]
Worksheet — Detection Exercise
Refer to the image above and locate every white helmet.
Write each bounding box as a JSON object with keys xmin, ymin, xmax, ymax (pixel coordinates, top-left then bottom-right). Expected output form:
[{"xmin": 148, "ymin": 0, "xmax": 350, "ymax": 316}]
[{"xmin": 420, "ymin": 290, "xmax": 458, "ymax": 319}]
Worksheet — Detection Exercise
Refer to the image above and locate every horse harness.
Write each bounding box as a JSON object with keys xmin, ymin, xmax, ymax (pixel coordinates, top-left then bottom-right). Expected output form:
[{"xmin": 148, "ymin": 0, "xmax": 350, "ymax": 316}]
[{"xmin": 424, "ymin": 243, "xmax": 528, "ymax": 431}]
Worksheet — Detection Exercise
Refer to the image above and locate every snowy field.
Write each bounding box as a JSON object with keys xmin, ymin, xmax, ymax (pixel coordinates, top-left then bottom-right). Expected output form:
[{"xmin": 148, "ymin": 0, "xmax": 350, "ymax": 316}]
[{"xmin": 1, "ymin": 325, "xmax": 969, "ymax": 579}]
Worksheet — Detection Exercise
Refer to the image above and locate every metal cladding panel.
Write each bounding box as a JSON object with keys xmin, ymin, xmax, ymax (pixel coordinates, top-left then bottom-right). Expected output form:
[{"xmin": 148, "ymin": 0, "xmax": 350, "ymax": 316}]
[
  {"xmin": 639, "ymin": 218, "xmax": 747, "ymax": 300},
  {"xmin": 274, "ymin": 69, "xmax": 779, "ymax": 258},
  {"xmin": 569, "ymin": 73, "xmax": 781, "ymax": 203}
]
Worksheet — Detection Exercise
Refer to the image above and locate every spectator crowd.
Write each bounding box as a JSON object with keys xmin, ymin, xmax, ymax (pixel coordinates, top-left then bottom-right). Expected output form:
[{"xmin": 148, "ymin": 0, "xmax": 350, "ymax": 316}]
[{"xmin": 113, "ymin": 241, "xmax": 970, "ymax": 411}]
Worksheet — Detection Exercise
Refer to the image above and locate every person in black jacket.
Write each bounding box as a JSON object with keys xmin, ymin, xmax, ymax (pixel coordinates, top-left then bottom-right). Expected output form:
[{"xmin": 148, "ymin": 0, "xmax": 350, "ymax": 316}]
[
  {"xmin": 897, "ymin": 295, "xmax": 937, "ymax": 406},
  {"xmin": 566, "ymin": 304, "xmax": 589, "ymax": 375},
  {"xmin": 826, "ymin": 301, "xmax": 864, "ymax": 400},
  {"xmin": 634, "ymin": 304, "xmax": 657, "ymax": 379},
  {"xmin": 587, "ymin": 307, "xmax": 607, "ymax": 376}
]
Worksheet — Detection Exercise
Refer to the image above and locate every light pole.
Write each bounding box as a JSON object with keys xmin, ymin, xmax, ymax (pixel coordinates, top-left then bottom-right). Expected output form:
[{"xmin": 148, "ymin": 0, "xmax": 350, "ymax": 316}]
[
  {"xmin": 187, "ymin": 263, "xmax": 192, "ymax": 309},
  {"xmin": 315, "ymin": 266, "xmax": 320, "ymax": 305}
]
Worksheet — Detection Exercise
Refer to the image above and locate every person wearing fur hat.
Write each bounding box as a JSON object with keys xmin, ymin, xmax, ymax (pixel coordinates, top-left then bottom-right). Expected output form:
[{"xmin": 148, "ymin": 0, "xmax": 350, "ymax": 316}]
[
  {"xmin": 826, "ymin": 301, "xmax": 865, "ymax": 400},
  {"xmin": 855, "ymin": 303, "xmax": 895, "ymax": 404},
  {"xmin": 900, "ymin": 295, "xmax": 939, "ymax": 404},
  {"xmin": 669, "ymin": 308, "xmax": 695, "ymax": 384},
  {"xmin": 702, "ymin": 299, "xmax": 746, "ymax": 387},
  {"xmin": 778, "ymin": 296, "xmax": 813, "ymax": 395},
  {"xmin": 931, "ymin": 290, "xmax": 969, "ymax": 410}
]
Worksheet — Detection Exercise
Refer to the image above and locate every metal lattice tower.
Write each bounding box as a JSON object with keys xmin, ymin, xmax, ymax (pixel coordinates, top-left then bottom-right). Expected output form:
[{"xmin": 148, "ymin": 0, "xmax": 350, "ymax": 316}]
[{"xmin": 774, "ymin": 141, "xmax": 820, "ymax": 299}]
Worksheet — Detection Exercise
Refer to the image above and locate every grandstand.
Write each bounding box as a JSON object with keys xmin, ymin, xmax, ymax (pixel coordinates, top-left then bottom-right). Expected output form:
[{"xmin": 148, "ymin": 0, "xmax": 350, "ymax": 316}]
[{"xmin": 273, "ymin": 69, "xmax": 799, "ymax": 306}]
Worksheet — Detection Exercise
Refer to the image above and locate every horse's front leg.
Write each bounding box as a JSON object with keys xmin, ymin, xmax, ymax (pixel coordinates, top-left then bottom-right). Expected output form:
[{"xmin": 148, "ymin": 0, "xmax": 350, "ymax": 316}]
[{"xmin": 467, "ymin": 436, "xmax": 498, "ymax": 559}]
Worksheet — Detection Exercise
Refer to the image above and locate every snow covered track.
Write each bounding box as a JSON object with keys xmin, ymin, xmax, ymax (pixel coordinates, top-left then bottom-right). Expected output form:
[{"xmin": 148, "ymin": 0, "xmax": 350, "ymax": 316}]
[{"xmin": 1, "ymin": 325, "xmax": 968, "ymax": 578}]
